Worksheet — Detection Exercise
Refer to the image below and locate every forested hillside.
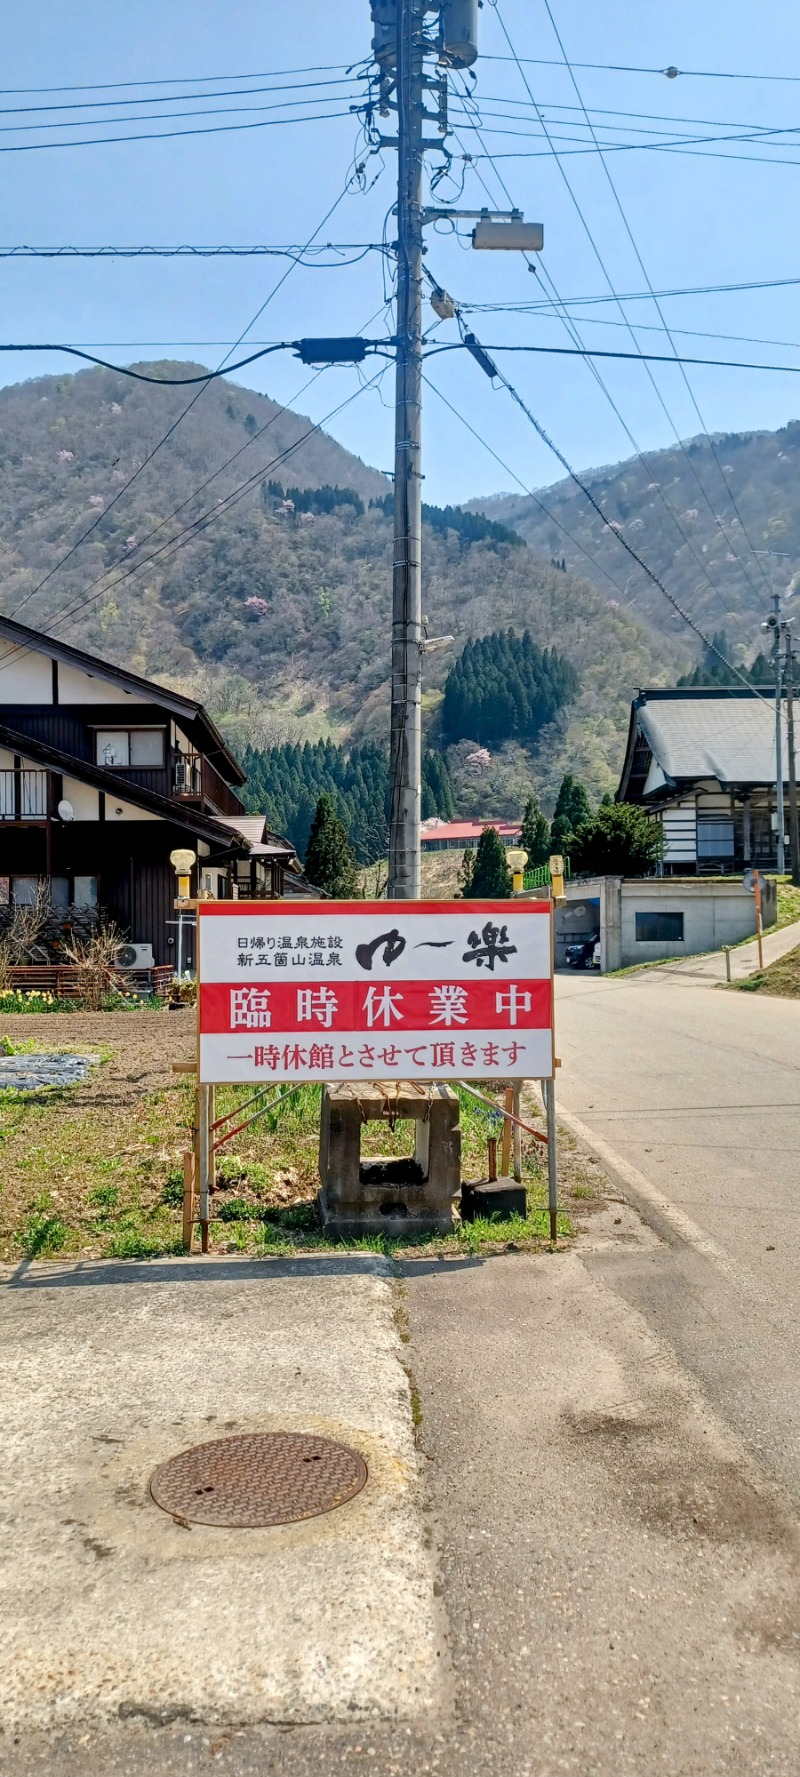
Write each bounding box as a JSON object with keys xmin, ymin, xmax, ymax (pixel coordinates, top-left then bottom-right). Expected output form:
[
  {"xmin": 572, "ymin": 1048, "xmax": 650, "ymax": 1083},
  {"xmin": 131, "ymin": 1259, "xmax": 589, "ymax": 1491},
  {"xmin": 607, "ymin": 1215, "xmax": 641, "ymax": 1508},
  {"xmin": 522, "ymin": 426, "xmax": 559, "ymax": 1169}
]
[
  {"xmin": 0, "ymin": 361, "xmax": 687, "ymax": 810},
  {"xmin": 472, "ymin": 422, "xmax": 800, "ymax": 654}
]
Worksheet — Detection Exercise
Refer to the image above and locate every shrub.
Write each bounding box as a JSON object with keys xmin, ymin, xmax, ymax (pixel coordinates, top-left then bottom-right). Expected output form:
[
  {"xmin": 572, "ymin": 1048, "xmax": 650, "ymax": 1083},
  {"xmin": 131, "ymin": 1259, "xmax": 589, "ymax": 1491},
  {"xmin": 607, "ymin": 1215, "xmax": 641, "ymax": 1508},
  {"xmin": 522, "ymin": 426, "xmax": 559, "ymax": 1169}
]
[{"xmin": 570, "ymin": 803, "xmax": 663, "ymax": 877}]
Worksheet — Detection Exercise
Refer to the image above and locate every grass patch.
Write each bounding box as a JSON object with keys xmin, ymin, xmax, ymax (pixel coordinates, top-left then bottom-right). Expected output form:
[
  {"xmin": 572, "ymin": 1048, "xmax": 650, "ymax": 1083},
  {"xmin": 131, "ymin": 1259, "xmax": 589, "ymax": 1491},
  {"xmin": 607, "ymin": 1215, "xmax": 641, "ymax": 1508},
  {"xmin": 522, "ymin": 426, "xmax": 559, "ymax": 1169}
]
[
  {"xmin": 0, "ymin": 1017, "xmax": 586, "ymax": 1263},
  {"xmin": 17, "ymin": 1212, "xmax": 69, "ymax": 1258},
  {"xmin": 731, "ymin": 942, "xmax": 800, "ymax": 999}
]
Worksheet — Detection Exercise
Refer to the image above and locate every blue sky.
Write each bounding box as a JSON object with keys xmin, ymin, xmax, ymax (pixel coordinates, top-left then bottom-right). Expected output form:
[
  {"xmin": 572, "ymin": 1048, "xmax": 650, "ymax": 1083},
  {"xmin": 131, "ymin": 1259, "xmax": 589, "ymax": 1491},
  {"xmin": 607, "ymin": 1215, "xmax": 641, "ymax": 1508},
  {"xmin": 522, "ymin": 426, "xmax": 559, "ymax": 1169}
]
[{"xmin": 2, "ymin": 0, "xmax": 800, "ymax": 504}]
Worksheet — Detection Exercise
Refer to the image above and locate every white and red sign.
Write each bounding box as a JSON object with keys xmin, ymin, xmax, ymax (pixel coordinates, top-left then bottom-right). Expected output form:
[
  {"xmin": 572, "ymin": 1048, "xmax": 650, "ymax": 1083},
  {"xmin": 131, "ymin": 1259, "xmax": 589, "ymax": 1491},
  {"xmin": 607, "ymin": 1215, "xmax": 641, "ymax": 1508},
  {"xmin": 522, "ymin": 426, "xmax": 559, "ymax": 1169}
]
[{"xmin": 197, "ymin": 900, "xmax": 553, "ymax": 1084}]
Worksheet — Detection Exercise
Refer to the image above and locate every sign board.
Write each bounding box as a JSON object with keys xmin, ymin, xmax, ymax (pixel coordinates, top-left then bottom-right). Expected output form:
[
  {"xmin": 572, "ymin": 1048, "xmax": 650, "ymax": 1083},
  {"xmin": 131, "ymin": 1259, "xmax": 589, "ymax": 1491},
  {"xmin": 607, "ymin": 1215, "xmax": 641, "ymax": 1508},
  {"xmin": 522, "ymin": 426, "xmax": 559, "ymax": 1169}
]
[{"xmin": 197, "ymin": 899, "xmax": 553, "ymax": 1084}]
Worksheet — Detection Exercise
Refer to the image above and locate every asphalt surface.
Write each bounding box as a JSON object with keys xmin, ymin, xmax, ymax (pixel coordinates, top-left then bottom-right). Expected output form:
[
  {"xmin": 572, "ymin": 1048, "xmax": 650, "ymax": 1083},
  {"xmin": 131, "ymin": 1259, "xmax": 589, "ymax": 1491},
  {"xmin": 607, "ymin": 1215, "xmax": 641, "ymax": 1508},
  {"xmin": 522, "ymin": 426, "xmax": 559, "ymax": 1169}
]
[
  {"xmin": 555, "ymin": 967, "xmax": 800, "ymax": 1505},
  {"xmin": 5, "ymin": 963, "xmax": 800, "ymax": 1774},
  {"xmin": 8, "ymin": 1215, "xmax": 800, "ymax": 1774}
]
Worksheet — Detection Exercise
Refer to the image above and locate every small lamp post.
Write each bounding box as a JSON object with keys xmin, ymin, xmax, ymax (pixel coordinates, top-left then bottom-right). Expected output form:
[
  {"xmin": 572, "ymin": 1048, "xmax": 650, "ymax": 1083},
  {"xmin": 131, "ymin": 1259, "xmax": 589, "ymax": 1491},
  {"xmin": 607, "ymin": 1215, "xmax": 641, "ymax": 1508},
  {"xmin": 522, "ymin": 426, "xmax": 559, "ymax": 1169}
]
[
  {"xmin": 170, "ymin": 849, "xmax": 196, "ymax": 979},
  {"xmin": 506, "ymin": 848, "xmax": 528, "ymax": 894}
]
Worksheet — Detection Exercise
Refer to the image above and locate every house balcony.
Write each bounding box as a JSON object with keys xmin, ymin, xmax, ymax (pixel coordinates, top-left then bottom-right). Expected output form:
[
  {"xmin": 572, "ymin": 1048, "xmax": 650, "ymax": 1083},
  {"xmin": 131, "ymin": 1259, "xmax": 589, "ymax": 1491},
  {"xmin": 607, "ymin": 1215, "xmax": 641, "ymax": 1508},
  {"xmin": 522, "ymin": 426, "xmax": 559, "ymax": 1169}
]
[
  {"xmin": 0, "ymin": 769, "xmax": 48, "ymax": 821},
  {"xmin": 172, "ymin": 755, "xmax": 245, "ymax": 818}
]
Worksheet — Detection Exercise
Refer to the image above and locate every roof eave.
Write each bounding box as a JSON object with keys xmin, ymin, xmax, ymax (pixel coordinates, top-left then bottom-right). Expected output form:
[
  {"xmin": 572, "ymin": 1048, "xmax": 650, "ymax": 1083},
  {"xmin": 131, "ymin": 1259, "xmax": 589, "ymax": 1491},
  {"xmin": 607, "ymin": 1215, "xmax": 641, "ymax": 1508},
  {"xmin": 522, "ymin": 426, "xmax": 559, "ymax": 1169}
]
[
  {"xmin": 0, "ymin": 612, "xmax": 245, "ymax": 787},
  {"xmin": 0, "ymin": 721, "xmax": 249, "ymax": 850}
]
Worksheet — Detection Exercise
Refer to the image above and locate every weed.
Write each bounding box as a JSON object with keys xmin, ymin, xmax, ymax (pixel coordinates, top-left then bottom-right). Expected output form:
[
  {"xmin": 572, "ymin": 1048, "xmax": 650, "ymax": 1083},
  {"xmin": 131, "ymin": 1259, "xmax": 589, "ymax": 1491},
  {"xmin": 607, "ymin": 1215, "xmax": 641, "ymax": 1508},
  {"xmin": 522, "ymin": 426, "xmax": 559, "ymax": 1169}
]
[
  {"xmin": 162, "ymin": 1167, "xmax": 185, "ymax": 1207},
  {"xmin": 105, "ymin": 1229, "xmax": 183, "ymax": 1260},
  {"xmin": 17, "ymin": 1213, "xmax": 68, "ymax": 1258},
  {"xmin": 85, "ymin": 1184, "xmax": 120, "ymax": 1210},
  {"xmin": 0, "ymin": 1035, "xmax": 38, "ymax": 1056},
  {"xmin": 217, "ymin": 1197, "xmax": 259, "ymax": 1223}
]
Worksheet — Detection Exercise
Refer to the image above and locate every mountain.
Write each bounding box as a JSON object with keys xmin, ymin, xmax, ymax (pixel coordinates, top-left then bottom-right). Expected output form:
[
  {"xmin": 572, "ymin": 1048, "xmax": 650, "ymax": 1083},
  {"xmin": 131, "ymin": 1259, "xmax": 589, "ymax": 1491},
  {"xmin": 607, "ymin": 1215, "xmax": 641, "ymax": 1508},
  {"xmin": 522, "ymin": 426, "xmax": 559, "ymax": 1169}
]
[
  {"xmin": 471, "ymin": 422, "xmax": 800, "ymax": 657},
  {"xmin": 0, "ymin": 362, "xmax": 683, "ymax": 811}
]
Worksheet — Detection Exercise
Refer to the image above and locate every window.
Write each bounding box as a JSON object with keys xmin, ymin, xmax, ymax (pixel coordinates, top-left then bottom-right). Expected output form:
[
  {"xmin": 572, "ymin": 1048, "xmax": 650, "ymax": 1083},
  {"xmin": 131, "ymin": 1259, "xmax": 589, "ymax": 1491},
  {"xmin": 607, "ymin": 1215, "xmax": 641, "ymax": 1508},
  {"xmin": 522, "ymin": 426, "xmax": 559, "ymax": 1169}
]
[
  {"xmin": 697, "ymin": 817, "xmax": 734, "ymax": 860},
  {"xmin": 73, "ymin": 875, "xmax": 98, "ymax": 908},
  {"xmin": 95, "ymin": 730, "xmax": 164, "ymax": 768},
  {"xmin": 635, "ymin": 910, "xmax": 684, "ymax": 943}
]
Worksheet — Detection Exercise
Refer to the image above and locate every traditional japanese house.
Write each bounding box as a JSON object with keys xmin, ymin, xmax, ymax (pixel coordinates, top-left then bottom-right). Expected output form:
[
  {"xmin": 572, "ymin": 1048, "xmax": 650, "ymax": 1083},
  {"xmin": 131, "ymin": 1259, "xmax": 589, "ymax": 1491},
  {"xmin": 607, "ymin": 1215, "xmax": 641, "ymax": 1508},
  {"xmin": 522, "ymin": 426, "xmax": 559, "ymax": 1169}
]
[
  {"xmin": 0, "ymin": 615, "xmax": 310, "ymax": 975},
  {"xmin": 618, "ymin": 685, "xmax": 791, "ymax": 874}
]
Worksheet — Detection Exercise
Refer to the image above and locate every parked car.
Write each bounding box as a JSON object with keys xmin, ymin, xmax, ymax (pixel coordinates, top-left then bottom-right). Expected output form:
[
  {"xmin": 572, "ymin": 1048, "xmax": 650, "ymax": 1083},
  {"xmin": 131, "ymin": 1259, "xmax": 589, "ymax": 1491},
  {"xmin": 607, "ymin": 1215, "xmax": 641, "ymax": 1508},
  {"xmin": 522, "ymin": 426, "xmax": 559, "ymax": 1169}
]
[
  {"xmin": 564, "ymin": 934, "xmax": 600, "ymax": 969},
  {"xmin": 592, "ymin": 940, "xmax": 601, "ymax": 970}
]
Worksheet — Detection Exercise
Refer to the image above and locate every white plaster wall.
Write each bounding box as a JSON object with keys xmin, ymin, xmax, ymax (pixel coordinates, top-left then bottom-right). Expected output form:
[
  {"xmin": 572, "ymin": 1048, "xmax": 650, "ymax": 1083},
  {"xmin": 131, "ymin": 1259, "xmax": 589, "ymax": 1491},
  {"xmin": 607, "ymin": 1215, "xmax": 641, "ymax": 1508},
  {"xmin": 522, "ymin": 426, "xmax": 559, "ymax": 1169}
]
[
  {"xmin": 62, "ymin": 777, "xmax": 99, "ymax": 821},
  {"xmin": 0, "ymin": 648, "xmax": 52, "ymax": 702},
  {"xmin": 104, "ymin": 797, "xmax": 160, "ymax": 824},
  {"xmin": 58, "ymin": 662, "xmax": 144, "ymax": 706}
]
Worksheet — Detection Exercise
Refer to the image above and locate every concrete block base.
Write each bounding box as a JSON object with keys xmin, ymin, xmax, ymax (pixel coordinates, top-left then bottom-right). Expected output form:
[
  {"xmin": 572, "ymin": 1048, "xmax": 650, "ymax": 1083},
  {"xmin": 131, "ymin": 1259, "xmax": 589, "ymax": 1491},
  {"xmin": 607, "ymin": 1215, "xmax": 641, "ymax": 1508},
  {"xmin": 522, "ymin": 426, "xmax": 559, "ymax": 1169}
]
[
  {"xmin": 461, "ymin": 1178, "xmax": 527, "ymax": 1223},
  {"xmin": 319, "ymin": 1080, "xmax": 460, "ymax": 1240}
]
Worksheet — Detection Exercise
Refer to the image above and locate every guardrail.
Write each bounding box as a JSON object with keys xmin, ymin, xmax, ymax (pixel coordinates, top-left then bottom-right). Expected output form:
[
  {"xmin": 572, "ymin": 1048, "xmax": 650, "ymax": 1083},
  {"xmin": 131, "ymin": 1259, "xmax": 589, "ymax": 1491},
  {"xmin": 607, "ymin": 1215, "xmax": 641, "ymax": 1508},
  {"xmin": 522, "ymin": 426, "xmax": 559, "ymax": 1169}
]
[{"xmin": 523, "ymin": 857, "xmax": 571, "ymax": 890}]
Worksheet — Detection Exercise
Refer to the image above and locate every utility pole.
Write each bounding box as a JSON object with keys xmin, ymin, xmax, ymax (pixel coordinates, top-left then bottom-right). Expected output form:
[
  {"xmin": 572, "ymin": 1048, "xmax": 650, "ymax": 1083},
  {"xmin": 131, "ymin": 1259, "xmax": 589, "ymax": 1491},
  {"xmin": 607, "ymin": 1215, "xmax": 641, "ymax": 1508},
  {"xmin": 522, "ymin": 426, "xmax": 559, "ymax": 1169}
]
[
  {"xmin": 368, "ymin": 0, "xmax": 538, "ymax": 896},
  {"xmin": 786, "ymin": 627, "xmax": 800, "ymax": 887},
  {"xmin": 388, "ymin": 0, "xmax": 425, "ymax": 899},
  {"xmin": 773, "ymin": 583, "xmax": 786, "ymax": 876}
]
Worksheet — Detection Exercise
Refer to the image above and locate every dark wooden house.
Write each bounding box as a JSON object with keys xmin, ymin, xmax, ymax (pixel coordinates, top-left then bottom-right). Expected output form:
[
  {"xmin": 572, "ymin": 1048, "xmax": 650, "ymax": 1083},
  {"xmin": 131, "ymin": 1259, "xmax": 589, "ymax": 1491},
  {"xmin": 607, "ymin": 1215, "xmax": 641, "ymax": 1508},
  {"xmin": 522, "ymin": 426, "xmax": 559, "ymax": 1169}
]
[{"xmin": 0, "ymin": 615, "xmax": 308, "ymax": 972}]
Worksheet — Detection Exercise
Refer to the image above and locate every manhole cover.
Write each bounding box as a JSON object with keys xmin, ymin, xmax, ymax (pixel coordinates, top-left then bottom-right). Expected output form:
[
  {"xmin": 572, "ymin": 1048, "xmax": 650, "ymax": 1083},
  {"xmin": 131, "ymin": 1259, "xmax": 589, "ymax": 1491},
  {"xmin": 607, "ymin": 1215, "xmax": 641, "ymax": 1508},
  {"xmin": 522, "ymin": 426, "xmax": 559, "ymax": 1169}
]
[{"xmin": 150, "ymin": 1432, "xmax": 368, "ymax": 1528}]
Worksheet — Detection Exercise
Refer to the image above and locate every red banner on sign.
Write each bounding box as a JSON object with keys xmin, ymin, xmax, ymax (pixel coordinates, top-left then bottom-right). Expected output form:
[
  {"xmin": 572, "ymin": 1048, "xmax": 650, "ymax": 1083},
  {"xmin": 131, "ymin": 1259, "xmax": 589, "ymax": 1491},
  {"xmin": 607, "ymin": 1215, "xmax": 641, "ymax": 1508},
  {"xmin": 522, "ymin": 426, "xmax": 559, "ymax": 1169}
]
[{"xmin": 200, "ymin": 978, "xmax": 550, "ymax": 1035}]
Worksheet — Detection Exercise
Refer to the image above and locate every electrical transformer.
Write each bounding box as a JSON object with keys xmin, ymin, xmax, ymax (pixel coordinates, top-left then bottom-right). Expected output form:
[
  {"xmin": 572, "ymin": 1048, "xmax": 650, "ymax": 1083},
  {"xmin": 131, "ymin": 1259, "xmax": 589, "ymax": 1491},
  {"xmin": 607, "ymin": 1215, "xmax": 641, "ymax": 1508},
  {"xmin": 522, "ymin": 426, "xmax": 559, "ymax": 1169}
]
[
  {"xmin": 370, "ymin": 1, "xmax": 477, "ymax": 68},
  {"xmin": 440, "ymin": 0, "xmax": 478, "ymax": 66}
]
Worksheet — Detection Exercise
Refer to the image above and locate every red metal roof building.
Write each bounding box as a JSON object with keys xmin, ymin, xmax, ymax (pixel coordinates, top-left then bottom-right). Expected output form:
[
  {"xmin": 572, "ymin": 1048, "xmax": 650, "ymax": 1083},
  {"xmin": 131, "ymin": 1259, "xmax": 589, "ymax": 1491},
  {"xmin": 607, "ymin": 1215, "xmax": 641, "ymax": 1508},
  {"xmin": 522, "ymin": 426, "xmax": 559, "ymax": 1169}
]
[{"xmin": 420, "ymin": 819, "xmax": 522, "ymax": 853}]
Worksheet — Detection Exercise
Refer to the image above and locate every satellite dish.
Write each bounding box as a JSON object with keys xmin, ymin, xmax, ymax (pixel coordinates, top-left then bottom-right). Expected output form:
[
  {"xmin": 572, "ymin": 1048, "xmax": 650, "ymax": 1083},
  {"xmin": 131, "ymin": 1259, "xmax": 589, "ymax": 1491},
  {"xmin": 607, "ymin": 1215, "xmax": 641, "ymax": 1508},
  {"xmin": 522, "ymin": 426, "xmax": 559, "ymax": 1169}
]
[{"xmin": 57, "ymin": 799, "xmax": 74, "ymax": 822}]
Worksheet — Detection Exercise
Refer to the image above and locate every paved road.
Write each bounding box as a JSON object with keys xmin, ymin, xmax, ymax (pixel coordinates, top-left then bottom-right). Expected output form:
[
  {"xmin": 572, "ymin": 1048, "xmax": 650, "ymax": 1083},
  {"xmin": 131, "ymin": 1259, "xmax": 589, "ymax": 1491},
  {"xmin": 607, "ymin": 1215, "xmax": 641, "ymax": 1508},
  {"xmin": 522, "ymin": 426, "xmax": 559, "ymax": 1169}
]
[
  {"xmin": 556, "ymin": 966, "xmax": 800, "ymax": 1501},
  {"xmin": 11, "ymin": 1235, "xmax": 800, "ymax": 1777}
]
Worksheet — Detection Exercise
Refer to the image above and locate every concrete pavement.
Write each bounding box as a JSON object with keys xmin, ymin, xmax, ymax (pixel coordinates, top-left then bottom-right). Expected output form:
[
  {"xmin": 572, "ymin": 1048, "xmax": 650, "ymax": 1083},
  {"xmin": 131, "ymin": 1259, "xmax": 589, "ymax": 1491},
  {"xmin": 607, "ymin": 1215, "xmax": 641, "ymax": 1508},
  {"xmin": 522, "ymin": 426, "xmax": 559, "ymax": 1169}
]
[
  {"xmin": 8, "ymin": 1229, "xmax": 800, "ymax": 1777},
  {"xmin": 0, "ymin": 1255, "xmax": 445, "ymax": 1733},
  {"xmin": 619, "ymin": 913, "xmax": 800, "ymax": 981}
]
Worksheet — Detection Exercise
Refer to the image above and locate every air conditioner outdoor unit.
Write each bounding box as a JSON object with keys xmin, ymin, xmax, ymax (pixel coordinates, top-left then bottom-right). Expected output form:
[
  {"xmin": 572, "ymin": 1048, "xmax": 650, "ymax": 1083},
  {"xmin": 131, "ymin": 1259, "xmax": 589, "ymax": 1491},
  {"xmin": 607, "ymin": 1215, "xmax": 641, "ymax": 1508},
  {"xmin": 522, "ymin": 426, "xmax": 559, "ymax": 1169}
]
[{"xmin": 116, "ymin": 943, "xmax": 154, "ymax": 969}]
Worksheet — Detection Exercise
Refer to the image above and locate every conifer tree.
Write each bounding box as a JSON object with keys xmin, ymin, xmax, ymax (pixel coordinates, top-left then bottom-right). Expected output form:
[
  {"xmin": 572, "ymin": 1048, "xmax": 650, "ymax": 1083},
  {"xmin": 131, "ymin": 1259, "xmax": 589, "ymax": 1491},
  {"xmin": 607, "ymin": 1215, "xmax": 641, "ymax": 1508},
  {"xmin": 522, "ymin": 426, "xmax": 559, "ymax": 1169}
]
[
  {"xmin": 304, "ymin": 794, "xmax": 358, "ymax": 898},
  {"xmin": 465, "ymin": 827, "xmax": 513, "ymax": 899},
  {"xmin": 550, "ymin": 773, "xmax": 591, "ymax": 853},
  {"xmin": 520, "ymin": 794, "xmax": 551, "ymax": 868}
]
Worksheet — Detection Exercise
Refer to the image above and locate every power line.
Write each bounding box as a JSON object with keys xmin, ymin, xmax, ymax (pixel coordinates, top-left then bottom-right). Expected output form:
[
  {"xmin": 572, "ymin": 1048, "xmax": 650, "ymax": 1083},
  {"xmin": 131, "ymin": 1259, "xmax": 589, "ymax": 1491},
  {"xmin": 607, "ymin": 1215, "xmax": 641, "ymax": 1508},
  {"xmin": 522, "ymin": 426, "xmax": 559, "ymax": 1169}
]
[
  {"xmin": 5, "ymin": 177, "xmax": 357, "ymax": 619},
  {"xmin": 423, "ymin": 371, "xmax": 633, "ymax": 599},
  {"xmin": 0, "ymin": 108, "xmax": 357, "ymax": 154},
  {"xmin": 426, "ymin": 341, "xmax": 800, "ymax": 374},
  {"xmin": 0, "ymin": 75, "xmax": 362, "ymax": 117},
  {"xmin": 452, "ymin": 92, "xmax": 799, "ymax": 135},
  {"xmin": 455, "ymin": 308, "xmax": 800, "ymax": 354},
  {"xmin": 0, "ymin": 243, "xmax": 384, "ymax": 258},
  {"xmin": 449, "ymin": 107, "xmax": 800, "ymax": 164},
  {"xmin": 5, "ymin": 300, "xmax": 392, "ymax": 636},
  {"xmin": 460, "ymin": 331, "xmax": 773, "ymax": 701},
  {"xmin": 0, "ymin": 63, "xmax": 356, "ymax": 97},
  {"xmin": 477, "ymin": 275, "xmax": 800, "ymax": 308},
  {"xmin": 5, "ymin": 336, "xmax": 798, "ymax": 376},
  {"xmin": 537, "ymin": 0, "xmax": 771, "ymax": 599},
  {"xmin": 483, "ymin": 6, "xmax": 766, "ymax": 616},
  {"xmin": 0, "ymin": 342, "xmax": 291, "ymax": 380},
  {"xmin": 0, "ymin": 373, "xmax": 384, "ymax": 680},
  {"xmin": 0, "ymin": 94, "xmax": 364, "ymax": 138},
  {"xmin": 447, "ymin": 107, "xmax": 756, "ymax": 632},
  {"xmin": 481, "ymin": 54, "xmax": 800, "ymax": 84},
  {"xmin": 470, "ymin": 140, "xmax": 800, "ymax": 170},
  {"xmin": 0, "ymin": 339, "xmax": 393, "ymax": 380}
]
